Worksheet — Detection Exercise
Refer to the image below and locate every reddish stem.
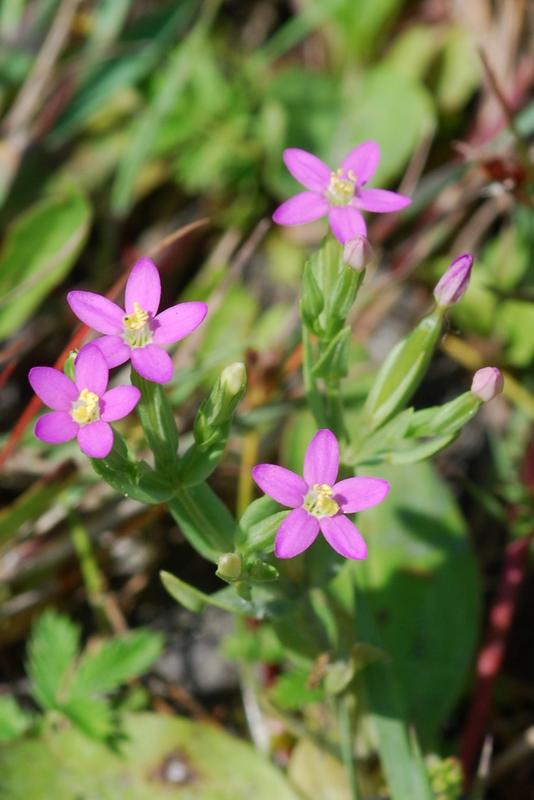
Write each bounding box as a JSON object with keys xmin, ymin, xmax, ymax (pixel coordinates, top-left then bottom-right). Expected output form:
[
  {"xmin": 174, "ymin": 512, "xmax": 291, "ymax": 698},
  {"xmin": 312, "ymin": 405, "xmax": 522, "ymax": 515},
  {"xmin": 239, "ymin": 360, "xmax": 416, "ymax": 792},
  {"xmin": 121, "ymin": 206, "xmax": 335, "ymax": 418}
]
[{"xmin": 460, "ymin": 535, "xmax": 531, "ymax": 783}]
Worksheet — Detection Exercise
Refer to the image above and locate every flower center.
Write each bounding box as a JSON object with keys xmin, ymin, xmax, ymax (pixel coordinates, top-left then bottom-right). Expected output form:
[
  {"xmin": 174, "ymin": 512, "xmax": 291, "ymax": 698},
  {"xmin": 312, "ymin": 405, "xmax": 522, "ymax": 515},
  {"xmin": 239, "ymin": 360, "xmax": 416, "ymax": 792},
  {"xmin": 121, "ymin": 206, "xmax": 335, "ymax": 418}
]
[
  {"xmin": 71, "ymin": 388, "xmax": 100, "ymax": 425},
  {"xmin": 303, "ymin": 483, "xmax": 340, "ymax": 518},
  {"xmin": 122, "ymin": 301, "xmax": 152, "ymax": 348},
  {"xmin": 326, "ymin": 169, "xmax": 356, "ymax": 206}
]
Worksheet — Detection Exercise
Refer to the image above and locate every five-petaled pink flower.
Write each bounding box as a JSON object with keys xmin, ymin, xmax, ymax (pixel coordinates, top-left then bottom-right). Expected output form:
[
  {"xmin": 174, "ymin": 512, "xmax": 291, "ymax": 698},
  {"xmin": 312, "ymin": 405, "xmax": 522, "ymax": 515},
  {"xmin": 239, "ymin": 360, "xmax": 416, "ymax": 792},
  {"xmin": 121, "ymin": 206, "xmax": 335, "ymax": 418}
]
[
  {"xmin": 29, "ymin": 344, "xmax": 140, "ymax": 458},
  {"xmin": 251, "ymin": 429, "xmax": 390, "ymax": 560},
  {"xmin": 67, "ymin": 258, "xmax": 208, "ymax": 384},
  {"xmin": 272, "ymin": 141, "xmax": 411, "ymax": 244}
]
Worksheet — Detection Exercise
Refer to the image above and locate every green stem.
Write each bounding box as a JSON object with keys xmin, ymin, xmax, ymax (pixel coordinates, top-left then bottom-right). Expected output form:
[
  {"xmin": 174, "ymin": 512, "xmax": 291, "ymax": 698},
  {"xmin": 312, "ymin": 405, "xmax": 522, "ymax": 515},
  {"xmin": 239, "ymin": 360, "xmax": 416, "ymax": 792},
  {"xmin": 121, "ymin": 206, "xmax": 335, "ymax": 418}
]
[
  {"xmin": 325, "ymin": 381, "xmax": 348, "ymax": 443},
  {"xmin": 337, "ymin": 696, "xmax": 362, "ymax": 800},
  {"xmin": 302, "ymin": 327, "xmax": 326, "ymax": 427}
]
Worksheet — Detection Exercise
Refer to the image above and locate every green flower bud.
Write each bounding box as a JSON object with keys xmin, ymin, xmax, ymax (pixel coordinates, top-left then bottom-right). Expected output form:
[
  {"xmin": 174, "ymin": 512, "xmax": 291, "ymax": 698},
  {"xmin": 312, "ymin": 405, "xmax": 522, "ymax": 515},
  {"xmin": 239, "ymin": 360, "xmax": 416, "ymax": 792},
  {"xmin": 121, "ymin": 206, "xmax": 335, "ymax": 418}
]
[
  {"xmin": 63, "ymin": 350, "xmax": 78, "ymax": 381},
  {"xmin": 216, "ymin": 552, "xmax": 243, "ymax": 581}
]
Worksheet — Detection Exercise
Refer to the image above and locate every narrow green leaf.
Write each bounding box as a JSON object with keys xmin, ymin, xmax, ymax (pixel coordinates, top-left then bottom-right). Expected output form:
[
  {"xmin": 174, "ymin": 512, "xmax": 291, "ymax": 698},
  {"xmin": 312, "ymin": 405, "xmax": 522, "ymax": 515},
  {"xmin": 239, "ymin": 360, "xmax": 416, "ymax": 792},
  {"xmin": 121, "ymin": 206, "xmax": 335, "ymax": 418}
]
[
  {"xmin": 0, "ymin": 186, "xmax": 90, "ymax": 339},
  {"xmin": 131, "ymin": 371, "xmax": 179, "ymax": 480},
  {"xmin": 160, "ymin": 571, "xmax": 255, "ymax": 616},
  {"xmin": 169, "ymin": 482, "xmax": 237, "ymax": 562}
]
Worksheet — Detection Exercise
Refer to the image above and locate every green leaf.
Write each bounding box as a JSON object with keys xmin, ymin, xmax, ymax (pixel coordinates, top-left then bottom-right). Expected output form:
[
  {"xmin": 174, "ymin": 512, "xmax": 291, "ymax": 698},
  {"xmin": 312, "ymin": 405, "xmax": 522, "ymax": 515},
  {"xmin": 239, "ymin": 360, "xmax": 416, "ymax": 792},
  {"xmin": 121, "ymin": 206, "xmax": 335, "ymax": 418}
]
[
  {"xmin": 27, "ymin": 611, "xmax": 80, "ymax": 711},
  {"xmin": 50, "ymin": 4, "xmax": 196, "ymax": 143},
  {"xmin": 0, "ymin": 712, "xmax": 301, "ymax": 799},
  {"xmin": 0, "ymin": 186, "xmax": 90, "ymax": 340},
  {"xmin": 70, "ymin": 630, "xmax": 164, "ymax": 697},
  {"xmin": 339, "ymin": 462, "xmax": 479, "ymax": 745},
  {"xmin": 131, "ymin": 372, "xmax": 179, "ymax": 480},
  {"xmin": 61, "ymin": 695, "xmax": 114, "ymax": 741},
  {"xmin": 0, "ymin": 697, "xmax": 32, "ymax": 743},
  {"xmin": 160, "ymin": 571, "xmax": 256, "ymax": 616},
  {"xmin": 90, "ymin": 433, "xmax": 174, "ymax": 504},
  {"xmin": 271, "ymin": 668, "xmax": 323, "ymax": 710},
  {"xmin": 169, "ymin": 483, "xmax": 237, "ymax": 563}
]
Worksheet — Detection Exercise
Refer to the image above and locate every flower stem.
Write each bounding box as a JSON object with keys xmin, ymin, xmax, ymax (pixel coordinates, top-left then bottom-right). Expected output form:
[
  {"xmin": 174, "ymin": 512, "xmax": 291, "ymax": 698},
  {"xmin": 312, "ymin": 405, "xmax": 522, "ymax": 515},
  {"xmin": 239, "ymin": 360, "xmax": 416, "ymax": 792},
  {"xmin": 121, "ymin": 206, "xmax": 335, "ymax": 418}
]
[
  {"xmin": 237, "ymin": 429, "xmax": 260, "ymax": 518},
  {"xmin": 302, "ymin": 327, "xmax": 326, "ymax": 427},
  {"xmin": 337, "ymin": 695, "xmax": 362, "ymax": 800}
]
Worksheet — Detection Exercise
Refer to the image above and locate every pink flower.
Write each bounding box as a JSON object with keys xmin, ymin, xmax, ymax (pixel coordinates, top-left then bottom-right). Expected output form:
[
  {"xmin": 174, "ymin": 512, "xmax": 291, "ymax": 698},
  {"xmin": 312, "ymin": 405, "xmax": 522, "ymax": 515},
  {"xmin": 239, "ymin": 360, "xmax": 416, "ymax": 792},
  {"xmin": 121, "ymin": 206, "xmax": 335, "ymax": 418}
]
[
  {"xmin": 29, "ymin": 344, "xmax": 140, "ymax": 458},
  {"xmin": 272, "ymin": 141, "xmax": 411, "ymax": 244},
  {"xmin": 433, "ymin": 253, "xmax": 474, "ymax": 307},
  {"xmin": 251, "ymin": 429, "xmax": 390, "ymax": 560},
  {"xmin": 471, "ymin": 367, "xmax": 503, "ymax": 402},
  {"xmin": 67, "ymin": 258, "xmax": 208, "ymax": 384}
]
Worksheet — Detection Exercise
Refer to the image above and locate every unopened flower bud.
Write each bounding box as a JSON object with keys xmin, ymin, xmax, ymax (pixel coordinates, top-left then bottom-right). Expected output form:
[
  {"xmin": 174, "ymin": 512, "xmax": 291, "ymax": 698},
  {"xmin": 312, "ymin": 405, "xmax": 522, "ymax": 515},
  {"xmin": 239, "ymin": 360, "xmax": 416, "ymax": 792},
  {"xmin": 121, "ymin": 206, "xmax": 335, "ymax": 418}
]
[
  {"xmin": 216, "ymin": 552, "xmax": 243, "ymax": 581},
  {"xmin": 433, "ymin": 253, "xmax": 474, "ymax": 307},
  {"xmin": 343, "ymin": 236, "xmax": 373, "ymax": 271},
  {"xmin": 471, "ymin": 367, "xmax": 503, "ymax": 402},
  {"xmin": 63, "ymin": 349, "xmax": 78, "ymax": 381},
  {"xmin": 221, "ymin": 362, "xmax": 246, "ymax": 398}
]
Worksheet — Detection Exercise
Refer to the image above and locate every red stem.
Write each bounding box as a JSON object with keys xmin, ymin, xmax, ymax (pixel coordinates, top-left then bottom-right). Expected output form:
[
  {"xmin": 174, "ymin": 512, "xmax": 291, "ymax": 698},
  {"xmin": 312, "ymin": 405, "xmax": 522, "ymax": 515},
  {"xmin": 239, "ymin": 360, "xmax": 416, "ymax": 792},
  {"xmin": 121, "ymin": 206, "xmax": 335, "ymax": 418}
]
[{"xmin": 460, "ymin": 535, "xmax": 531, "ymax": 783}]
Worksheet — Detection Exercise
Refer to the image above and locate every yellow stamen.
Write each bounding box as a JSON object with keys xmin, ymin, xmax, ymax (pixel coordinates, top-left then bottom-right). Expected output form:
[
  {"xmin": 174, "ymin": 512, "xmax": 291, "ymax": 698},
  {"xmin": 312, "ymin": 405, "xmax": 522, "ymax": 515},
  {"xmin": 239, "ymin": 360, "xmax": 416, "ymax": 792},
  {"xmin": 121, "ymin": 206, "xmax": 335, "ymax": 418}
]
[
  {"xmin": 71, "ymin": 388, "xmax": 100, "ymax": 425},
  {"xmin": 123, "ymin": 301, "xmax": 149, "ymax": 331},
  {"xmin": 326, "ymin": 169, "xmax": 356, "ymax": 206},
  {"xmin": 303, "ymin": 483, "xmax": 340, "ymax": 518}
]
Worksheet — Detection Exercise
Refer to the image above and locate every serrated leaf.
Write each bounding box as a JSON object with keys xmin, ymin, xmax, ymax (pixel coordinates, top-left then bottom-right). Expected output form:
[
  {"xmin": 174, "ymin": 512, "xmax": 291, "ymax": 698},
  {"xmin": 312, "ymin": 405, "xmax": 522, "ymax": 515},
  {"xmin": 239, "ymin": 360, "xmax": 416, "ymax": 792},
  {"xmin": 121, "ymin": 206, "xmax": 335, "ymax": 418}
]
[
  {"xmin": 62, "ymin": 695, "xmax": 114, "ymax": 741},
  {"xmin": 0, "ymin": 697, "xmax": 32, "ymax": 742},
  {"xmin": 70, "ymin": 630, "xmax": 164, "ymax": 697},
  {"xmin": 27, "ymin": 611, "xmax": 80, "ymax": 712}
]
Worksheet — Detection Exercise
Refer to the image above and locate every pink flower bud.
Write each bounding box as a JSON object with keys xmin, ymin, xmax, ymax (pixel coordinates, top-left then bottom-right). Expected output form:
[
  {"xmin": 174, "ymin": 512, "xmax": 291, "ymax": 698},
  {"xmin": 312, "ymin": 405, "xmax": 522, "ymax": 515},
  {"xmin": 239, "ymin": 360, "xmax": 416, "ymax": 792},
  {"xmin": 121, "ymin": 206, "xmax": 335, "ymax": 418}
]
[
  {"xmin": 471, "ymin": 367, "xmax": 503, "ymax": 402},
  {"xmin": 433, "ymin": 253, "xmax": 474, "ymax": 307},
  {"xmin": 343, "ymin": 236, "xmax": 373, "ymax": 271}
]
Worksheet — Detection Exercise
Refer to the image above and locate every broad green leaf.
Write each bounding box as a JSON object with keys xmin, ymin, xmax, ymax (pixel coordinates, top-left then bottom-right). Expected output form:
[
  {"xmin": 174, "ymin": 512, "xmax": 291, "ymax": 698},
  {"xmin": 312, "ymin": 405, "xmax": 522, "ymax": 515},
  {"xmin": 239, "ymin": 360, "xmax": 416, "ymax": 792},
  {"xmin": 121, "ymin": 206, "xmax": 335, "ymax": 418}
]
[
  {"xmin": 270, "ymin": 668, "xmax": 323, "ymax": 711},
  {"xmin": 338, "ymin": 462, "xmax": 479, "ymax": 745},
  {"xmin": 0, "ymin": 697, "xmax": 32, "ymax": 743},
  {"xmin": 70, "ymin": 630, "xmax": 164, "ymax": 696},
  {"xmin": 0, "ymin": 712, "xmax": 301, "ymax": 799},
  {"xmin": 61, "ymin": 695, "xmax": 113, "ymax": 741},
  {"xmin": 0, "ymin": 187, "xmax": 90, "ymax": 340},
  {"xmin": 27, "ymin": 611, "xmax": 80, "ymax": 711}
]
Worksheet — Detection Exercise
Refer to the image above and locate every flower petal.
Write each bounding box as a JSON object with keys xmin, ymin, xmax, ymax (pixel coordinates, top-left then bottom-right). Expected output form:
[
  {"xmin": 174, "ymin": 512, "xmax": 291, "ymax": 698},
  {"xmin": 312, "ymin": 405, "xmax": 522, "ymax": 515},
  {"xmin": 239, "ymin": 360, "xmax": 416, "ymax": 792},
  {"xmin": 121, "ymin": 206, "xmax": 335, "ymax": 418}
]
[
  {"xmin": 130, "ymin": 344, "xmax": 173, "ymax": 383},
  {"xmin": 303, "ymin": 429, "xmax": 339, "ymax": 486},
  {"xmin": 333, "ymin": 477, "xmax": 390, "ymax": 513},
  {"xmin": 35, "ymin": 411, "xmax": 78, "ymax": 444},
  {"xmin": 251, "ymin": 464, "xmax": 307, "ymax": 508},
  {"xmin": 67, "ymin": 291, "xmax": 123, "ymax": 335},
  {"xmin": 124, "ymin": 257, "xmax": 161, "ymax": 316},
  {"xmin": 93, "ymin": 335, "xmax": 131, "ymax": 368},
  {"xmin": 101, "ymin": 386, "xmax": 141, "ymax": 422},
  {"xmin": 77, "ymin": 421, "xmax": 113, "ymax": 458},
  {"xmin": 319, "ymin": 515, "xmax": 367, "ymax": 560},
  {"xmin": 74, "ymin": 344, "xmax": 108, "ymax": 396},
  {"xmin": 275, "ymin": 507, "xmax": 320, "ymax": 558},
  {"xmin": 340, "ymin": 140, "xmax": 380, "ymax": 185},
  {"xmin": 355, "ymin": 188, "xmax": 411, "ymax": 213},
  {"xmin": 152, "ymin": 301, "xmax": 208, "ymax": 346},
  {"xmin": 273, "ymin": 192, "xmax": 328, "ymax": 226},
  {"xmin": 328, "ymin": 206, "xmax": 366, "ymax": 244},
  {"xmin": 283, "ymin": 148, "xmax": 331, "ymax": 192},
  {"xmin": 28, "ymin": 367, "xmax": 77, "ymax": 410}
]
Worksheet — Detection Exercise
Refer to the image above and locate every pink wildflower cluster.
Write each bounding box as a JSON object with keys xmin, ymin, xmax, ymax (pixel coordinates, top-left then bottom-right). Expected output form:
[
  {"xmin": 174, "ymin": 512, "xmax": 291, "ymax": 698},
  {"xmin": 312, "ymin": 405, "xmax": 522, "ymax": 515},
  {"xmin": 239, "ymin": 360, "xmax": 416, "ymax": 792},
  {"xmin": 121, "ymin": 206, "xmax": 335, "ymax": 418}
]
[{"xmin": 29, "ymin": 258, "xmax": 208, "ymax": 458}]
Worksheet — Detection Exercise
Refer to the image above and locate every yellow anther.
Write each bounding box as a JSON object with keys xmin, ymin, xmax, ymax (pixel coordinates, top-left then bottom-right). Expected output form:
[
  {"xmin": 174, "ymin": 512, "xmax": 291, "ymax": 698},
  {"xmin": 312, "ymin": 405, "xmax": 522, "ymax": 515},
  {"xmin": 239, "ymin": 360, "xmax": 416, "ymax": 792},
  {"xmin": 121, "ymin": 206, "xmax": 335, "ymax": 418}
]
[
  {"xmin": 326, "ymin": 170, "xmax": 356, "ymax": 206},
  {"xmin": 71, "ymin": 388, "xmax": 100, "ymax": 425},
  {"xmin": 123, "ymin": 301, "xmax": 149, "ymax": 332},
  {"xmin": 303, "ymin": 483, "xmax": 340, "ymax": 518}
]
